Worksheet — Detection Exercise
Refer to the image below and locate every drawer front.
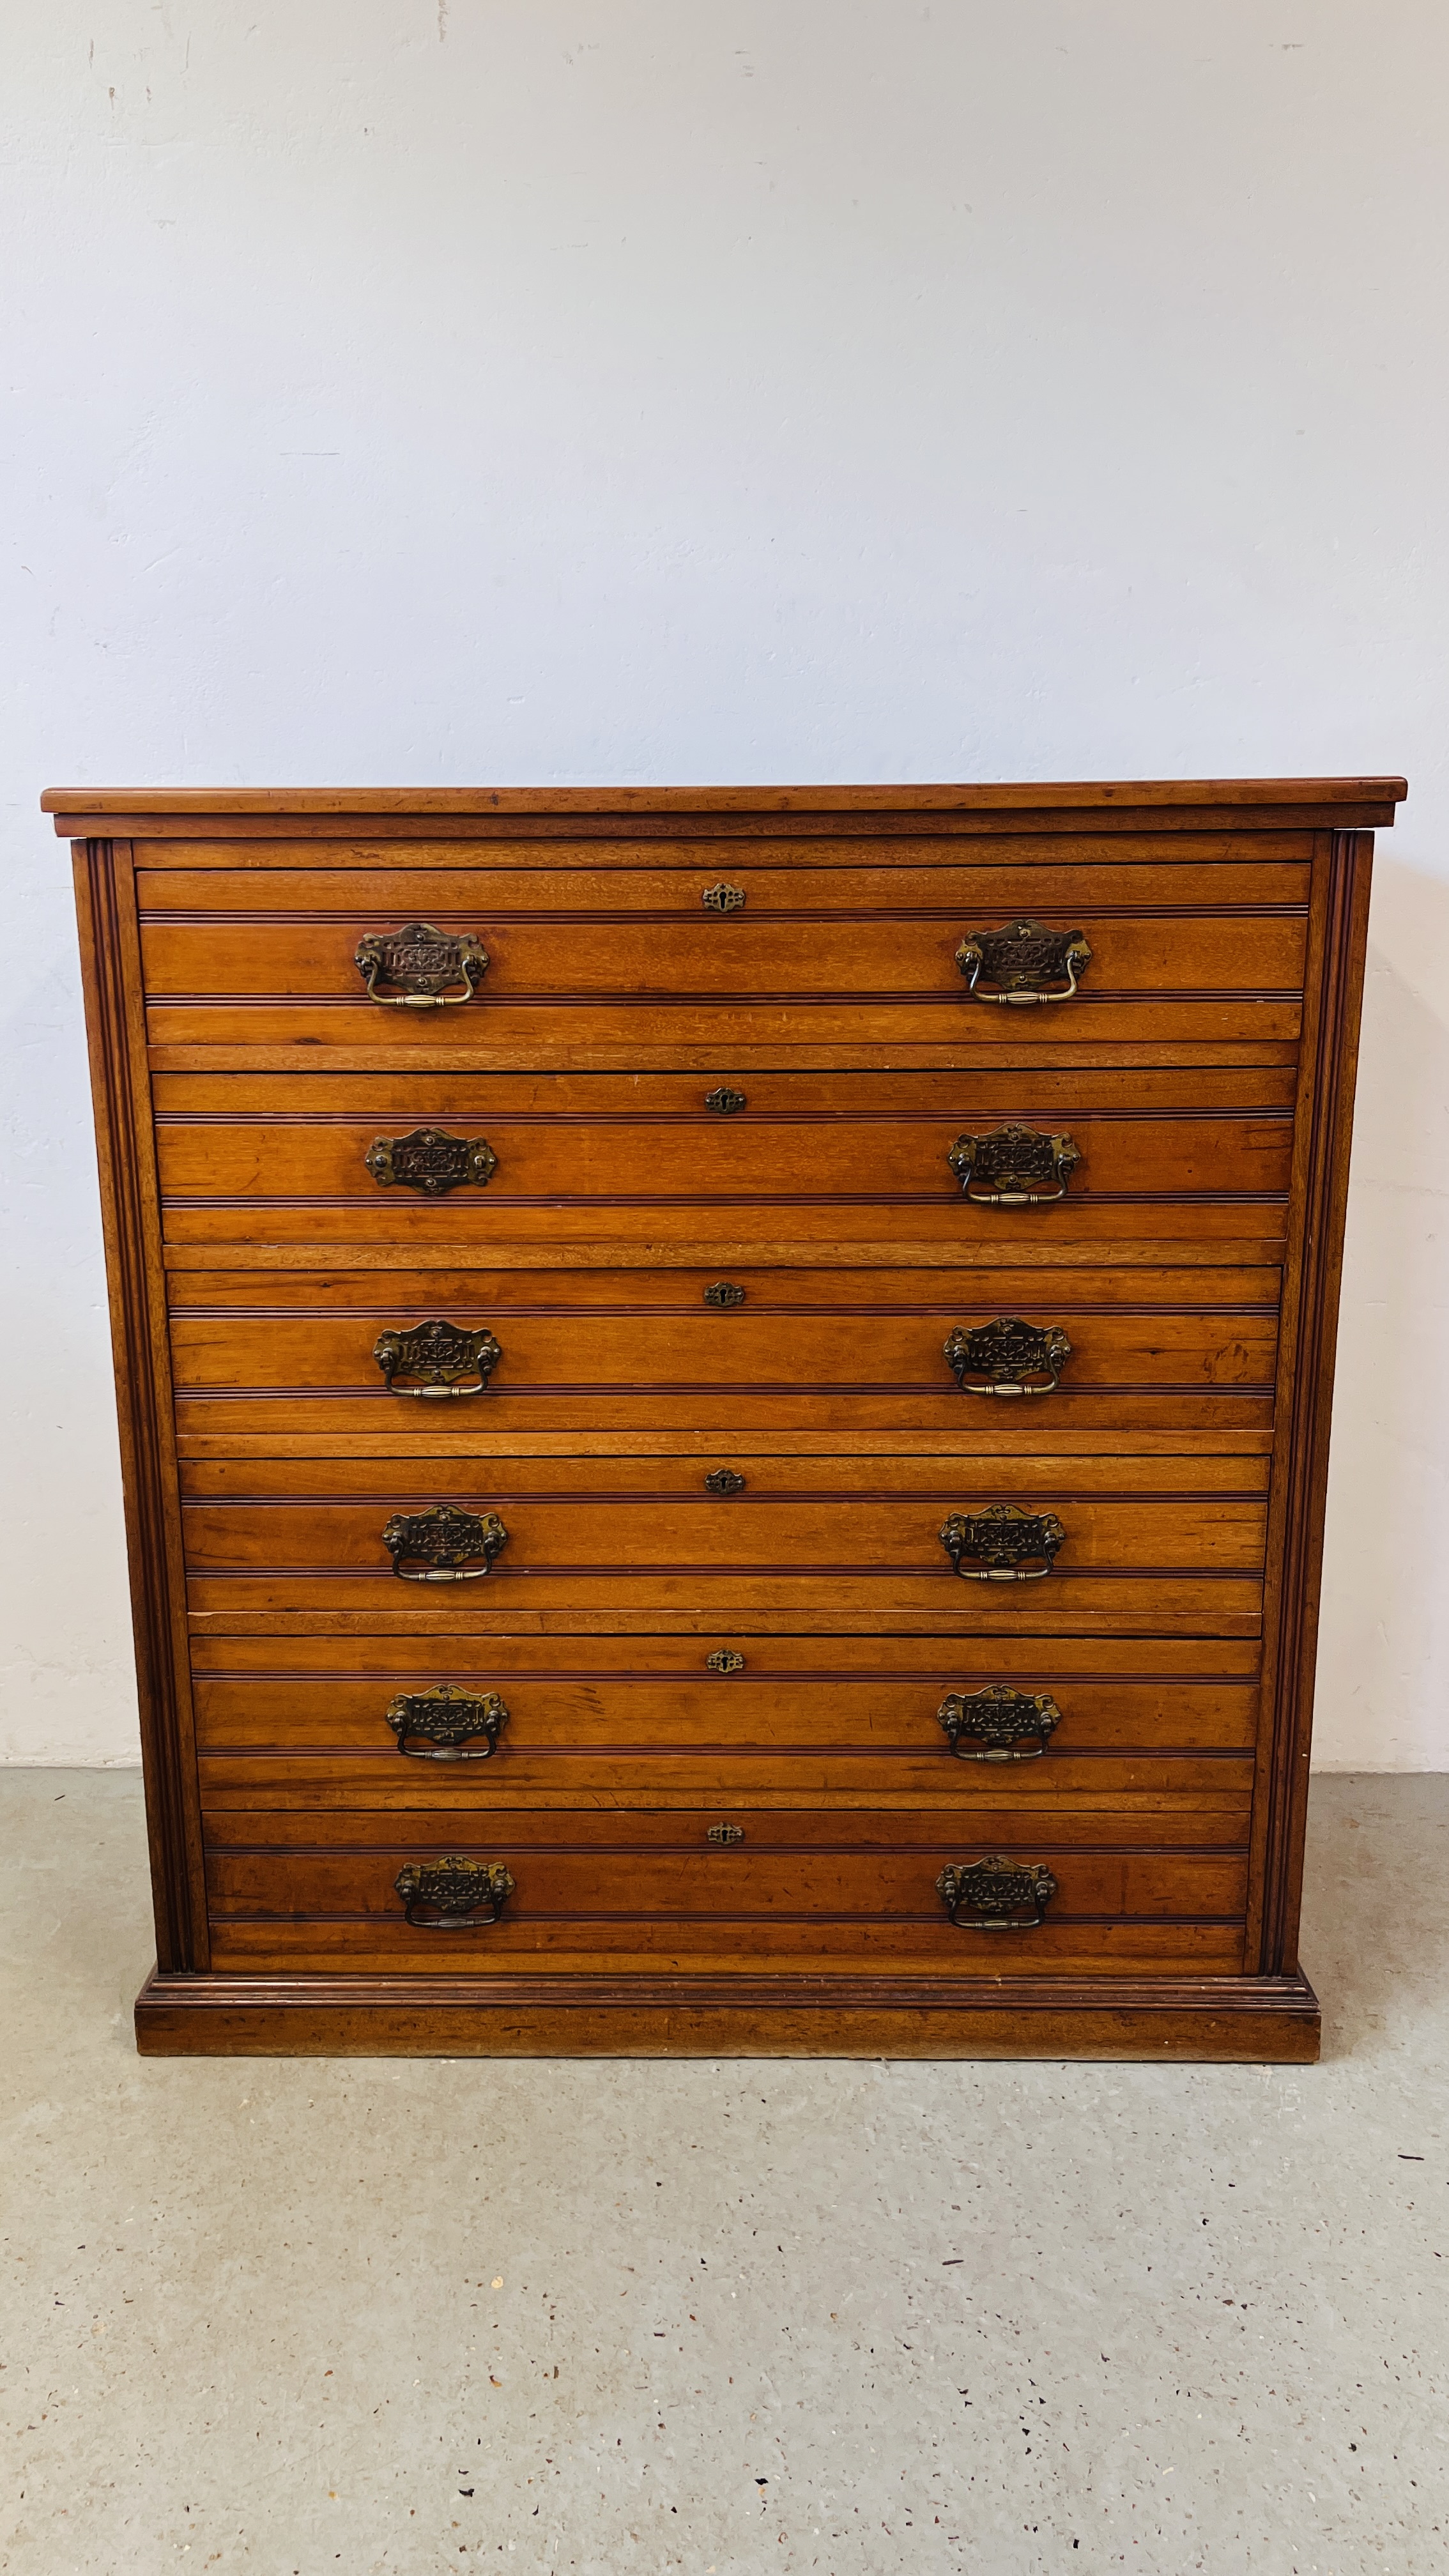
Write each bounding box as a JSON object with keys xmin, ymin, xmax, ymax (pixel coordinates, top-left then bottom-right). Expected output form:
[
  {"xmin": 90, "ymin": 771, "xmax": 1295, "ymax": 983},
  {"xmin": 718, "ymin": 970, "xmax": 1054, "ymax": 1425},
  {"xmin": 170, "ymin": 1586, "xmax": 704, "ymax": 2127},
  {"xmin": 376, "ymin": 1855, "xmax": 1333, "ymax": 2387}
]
[
  {"xmin": 138, "ymin": 847, "xmax": 1308, "ymax": 1052},
  {"xmin": 203, "ymin": 1809, "xmax": 1249, "ymax": 1977},
  {"xmin": 151, "ymin": 1069, "xmax": 1295, "ymax": 1251},
  {"xmin": 169, "ymin": 1259, "xmax": 1279, "ymax": 1439},
  {"xmin": 194, "ymin": 1648, "xmax": 1259, "ymax": 1805},
  {"xmin": 178, "ymin": 1453, "xmax": 1267, "ymax": 1629}
]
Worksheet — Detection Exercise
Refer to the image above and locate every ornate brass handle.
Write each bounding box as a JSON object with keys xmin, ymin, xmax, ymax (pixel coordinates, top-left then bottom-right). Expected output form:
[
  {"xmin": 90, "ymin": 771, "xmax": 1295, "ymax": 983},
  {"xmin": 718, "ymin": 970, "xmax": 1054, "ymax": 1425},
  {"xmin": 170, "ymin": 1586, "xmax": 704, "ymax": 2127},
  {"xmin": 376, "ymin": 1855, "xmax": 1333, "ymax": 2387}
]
[
  {"xmin": 355, "ymin": 922, "xmax": 489, "ymax": 1008},
  {"xmin": 937, "ymin": 1856, "xmax": 1057, "ymax": 1931},
  {"xmin": 955, "ymin": 918, "xmax": 1091, "ymax": 1005},
  {"xmin": 943, "ymin": 1318, "xmax": 1073, "ymax": 1397},
  {"xmin": 937, "ymin": 1685, "xmax": 1062, "ymax": 1762},
  {"xmin": 373, "ymin": 1319, "xmax": 502, "ymax": 1398},
  {"xmin": 353, "ymin": 927, "xmax": 487, "ymax": 1004},
  {"xmin": 381, "ymin": 1504, "xmax": 509, "ymax": 1583},
  {"xmin": 394, "ymin": 1858, "xmax": 515, "ymax": 1928},
  {"xmin": 948, "ymin": 1125, "xmax": 1080, "ymax": 1206},
  {"xmin": 939, "ymin": 1503, "xmax": 1066, "ymax": 1583},
  {"xmin": 385, "ymin": 1685, "xmax": 510, "ymax": 1759},
  {"xmin": 365, "ymin": 1129, "xmax": 498, "ymax": 1197}
]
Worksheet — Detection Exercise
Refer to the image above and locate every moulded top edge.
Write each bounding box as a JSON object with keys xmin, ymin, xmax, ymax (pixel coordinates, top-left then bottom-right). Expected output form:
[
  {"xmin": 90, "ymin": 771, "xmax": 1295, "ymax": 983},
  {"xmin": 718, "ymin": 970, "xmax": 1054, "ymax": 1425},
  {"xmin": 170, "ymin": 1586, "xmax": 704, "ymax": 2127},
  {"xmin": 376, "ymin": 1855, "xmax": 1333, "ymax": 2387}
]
[{"xmin": 42, "ymin": 778, "xmax": 1409, "ymax": 834}]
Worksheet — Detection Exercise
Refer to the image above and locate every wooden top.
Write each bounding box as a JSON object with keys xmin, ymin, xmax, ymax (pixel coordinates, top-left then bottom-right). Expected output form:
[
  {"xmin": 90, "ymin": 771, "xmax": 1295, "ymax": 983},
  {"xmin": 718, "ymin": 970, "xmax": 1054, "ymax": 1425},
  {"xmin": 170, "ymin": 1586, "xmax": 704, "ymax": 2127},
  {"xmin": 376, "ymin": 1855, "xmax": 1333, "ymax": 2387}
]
[{"xmin": 43, "ymin": 776, "xmax": 1407, "ymax": 837}]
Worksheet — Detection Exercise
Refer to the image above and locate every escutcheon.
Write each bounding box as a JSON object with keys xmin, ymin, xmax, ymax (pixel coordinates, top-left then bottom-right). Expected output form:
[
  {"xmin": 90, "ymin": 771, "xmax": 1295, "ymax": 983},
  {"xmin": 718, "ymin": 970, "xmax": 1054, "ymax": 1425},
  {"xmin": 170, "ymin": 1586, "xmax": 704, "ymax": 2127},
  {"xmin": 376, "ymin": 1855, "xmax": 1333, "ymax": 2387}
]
[
  {"xmin": 936, "ymin": 1856, "xmax": 1058, "ymax": 1931},
  {"xmin": 943, "ymin": 1317, "xmax": 1073, "ymax": 1397},
  {"xmin": 364, "ymin": 1129, "xmax": 498, "ymax": 1195},
  {"xmin": 706, "ymin": 1649, "xmax": 746, "ymax": 1674},
  {"xmin": 394, "ymin": 1858, "xmax": 516, "ymax": 1929},
  {"xmin": 947, "ymin": 1126, "xmax": 1080, "ymax": 1206},
  {"xmin": 354, "ymin": 921, "xmax": 489, "ymax": 1008},
  {"xmin": 372, "ymin": 1319, "xmax": 502, "ymax": 1398},
  {"xmin": 384, "ymin": 1685, "xmax": 510, "ymax": 1760},
  {"xmin": 703, "ymin": 1281, "xmax": 747, "ymax": 1308},
  {"xmin": 701, "ymin": 882, "xmax": 747, "ymax": 912},
  {"xmin": 704, "ymin": 1468, "xmax": 747, "ymax": 1494},
  {"xmin": 381, "ymin": 1503, "xmax": 509, "ymax": 1583},
  {"xmin": 937, "ymin": 1685, "xmax": 1063, "ymax": 1763},
  {"xmin": 955, "ymin": 917, "xmax": 1092, "ymax": 1005},
  {"xmin": 939, "ymin": 1503, "xmax": 1066, "ymax": 1583}
]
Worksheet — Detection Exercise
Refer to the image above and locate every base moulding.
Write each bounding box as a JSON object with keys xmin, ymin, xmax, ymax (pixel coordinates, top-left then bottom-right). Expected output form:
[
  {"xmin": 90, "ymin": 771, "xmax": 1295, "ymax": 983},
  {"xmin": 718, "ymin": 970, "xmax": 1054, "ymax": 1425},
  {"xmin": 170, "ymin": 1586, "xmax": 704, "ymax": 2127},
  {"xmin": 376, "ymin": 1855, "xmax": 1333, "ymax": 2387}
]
[{"xmin": 134, "ymin": 1968, "xmax": 1321, "ymax": 2061}]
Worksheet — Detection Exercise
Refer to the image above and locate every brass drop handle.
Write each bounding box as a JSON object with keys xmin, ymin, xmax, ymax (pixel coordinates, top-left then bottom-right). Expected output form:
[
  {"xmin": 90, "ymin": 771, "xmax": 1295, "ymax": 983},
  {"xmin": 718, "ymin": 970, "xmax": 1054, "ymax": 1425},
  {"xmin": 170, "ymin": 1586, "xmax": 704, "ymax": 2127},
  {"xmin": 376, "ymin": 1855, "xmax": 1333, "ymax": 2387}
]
[
  {"xmin": 956, "ymin": 918, "xmax": 1091, "ymax": 1005},
  {"xmin": 355, "ymin": 922, "xmax": 489, "ymax": 1008},
  {"xmin": 394, "ymin": 1859, "xmax": 515, "ymax": 1928},
  {"xmin": 937, "ymin": 1857, "xmax": 1057, "ymax": 1931},
  {"xmin": 944, "ymin": 1319, "xmax": 1072, "ymax": 1397},
  {"xmin": 385, "ymin": 1685, "xmax": 510, "ymax": 1759},
  {"xmin": 373, "ymin": 1321, "xmax": 502, "ymax": 1398},
  {"xmin": 948, "ymin": 1126, "xmax": 1080, "ymax": 1206},
  {"xmin": 382, "ymin": 1505, "xmax": 509, "ymax": 1583},
  {"xmin": 937, "ymin": 1686, "xmax": 1062, "ymax": 1762},
  {"xmin": 365, "ymin": 1130, "xmax": 498, "ymax": 1195},
  {"xmin": 939, "ymin": 1503, "xmax": 1066, "ymax": 1583}
]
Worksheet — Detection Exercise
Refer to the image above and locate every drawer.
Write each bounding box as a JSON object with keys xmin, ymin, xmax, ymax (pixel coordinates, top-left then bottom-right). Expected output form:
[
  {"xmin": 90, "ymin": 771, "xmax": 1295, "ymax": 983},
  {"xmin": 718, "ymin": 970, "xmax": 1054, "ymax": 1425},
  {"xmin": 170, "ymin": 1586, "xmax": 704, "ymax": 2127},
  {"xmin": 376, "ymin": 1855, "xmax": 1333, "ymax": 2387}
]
[
  {"xmin": 203, "ymin": 1806, "xmax": 1249, "ymax": 1977},
  {"xmin": 151, "ymin": 1069, "xmax": 1296, "ymax": 1251},
  {"xmin": 137, "ymin": 848, "xmax": 1309, "ymax": 1052},
  {"xmin": 178, "ymin": 1450, "xmax": 1268, "ymax": 1630},
  {"xmin": 169, "ymin": 1259, "xmax": 1280, "ymax": 1440},
  {"xmin": 194, "ymin": 1632, "xmax": 1259, "ymax": 1805}
]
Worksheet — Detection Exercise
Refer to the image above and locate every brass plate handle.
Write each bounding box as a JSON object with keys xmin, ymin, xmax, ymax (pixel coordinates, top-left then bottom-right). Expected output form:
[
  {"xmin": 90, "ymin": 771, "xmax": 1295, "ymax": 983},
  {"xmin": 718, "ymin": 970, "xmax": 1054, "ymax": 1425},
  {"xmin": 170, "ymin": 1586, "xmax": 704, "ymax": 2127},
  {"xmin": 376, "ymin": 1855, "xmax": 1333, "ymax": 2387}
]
[
  {"xmin": 707, "ymin": 1821, "xmax": 746, "ymax": 1846},
  {"xmin": 937, "ymin": 1685, "xmax": 1062, "ymax": 1763},
  {"xmin": 394, "ymin": 1858, "xmax": 515, "ymax": 1928},
  {"xmin": 948, "ymin": 1125, "xmax": 1080, "ymax": 1206},
  {"xmin": 939, "ymin": 1503, "xmax": 1066, "ymax": 1583},
  {"xmin": 381, "ymin": 1504, "xmax": 509, "ymax": 1583},
  {"xmin": 956, "ymin": 917, "xmax": 1091, "ymax": 1006},
  {"xmin": 365, "ymin": 1129, "xmax": 498, "ymax": 1197},
  {"xmin": 707, "ymin": 1649, "xmax": 746, "ymax": 1673},
  {"xmin": 372, "ymin": 1319, "xmax": 502, "ymax": 1398},
  {"xmin": 702, "ymin": 882, "xmax": 746, "ymax": 913},
  {"xmin": 704, "ymin": 1281, "xmax": 747, "ymax": 1308},
  {"xmin": 943, "ymin": 1318, "xmax": 1073, "ymax": 1397},
  {"xmin": 385, "ymin": 1685, "xmax": 510, "ymax": 1759},
  {"xmin": 937, "ymin": 1855, "xmax": 1057, "ymax": 1931},
  {"xmin": 355, "ymin": 921, "xmax": 489, "ymax": 1008},
  {"xmin": 704, "ymin": 1469, "xmax": 747, "ymax": 1494},
  {"xmin": 705, "ymin": 1085, "xmax": 747, "ymax": 1114}
]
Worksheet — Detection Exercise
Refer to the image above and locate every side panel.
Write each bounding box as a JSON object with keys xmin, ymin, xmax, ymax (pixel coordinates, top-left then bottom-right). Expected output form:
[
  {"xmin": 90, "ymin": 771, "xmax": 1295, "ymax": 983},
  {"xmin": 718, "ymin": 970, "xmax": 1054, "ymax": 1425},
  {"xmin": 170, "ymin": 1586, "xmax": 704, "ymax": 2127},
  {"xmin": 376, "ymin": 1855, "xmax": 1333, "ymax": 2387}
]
[{"xmin": 72, "ymin": 839, "xmax": 208, "ymax": 1970}]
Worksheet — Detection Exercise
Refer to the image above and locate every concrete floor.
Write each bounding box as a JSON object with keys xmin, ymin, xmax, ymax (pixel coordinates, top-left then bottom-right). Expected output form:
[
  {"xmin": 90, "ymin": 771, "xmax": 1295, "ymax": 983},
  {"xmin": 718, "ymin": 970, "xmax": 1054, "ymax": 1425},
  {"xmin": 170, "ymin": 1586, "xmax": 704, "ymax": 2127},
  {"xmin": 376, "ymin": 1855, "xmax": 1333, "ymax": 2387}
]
[{"xmin": 3, "ymin": 1776, "xmax": 1448, "ymax": 2576}]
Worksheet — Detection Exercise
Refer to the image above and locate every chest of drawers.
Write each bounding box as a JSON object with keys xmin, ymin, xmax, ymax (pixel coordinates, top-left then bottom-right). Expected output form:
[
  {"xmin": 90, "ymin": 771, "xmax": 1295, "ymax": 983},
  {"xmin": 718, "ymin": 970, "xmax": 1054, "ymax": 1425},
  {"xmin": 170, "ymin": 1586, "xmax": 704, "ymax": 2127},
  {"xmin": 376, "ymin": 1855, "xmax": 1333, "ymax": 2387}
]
[{"xmin": 53, "ymin": 776, "xmax": 1404, "ymax": 2059}]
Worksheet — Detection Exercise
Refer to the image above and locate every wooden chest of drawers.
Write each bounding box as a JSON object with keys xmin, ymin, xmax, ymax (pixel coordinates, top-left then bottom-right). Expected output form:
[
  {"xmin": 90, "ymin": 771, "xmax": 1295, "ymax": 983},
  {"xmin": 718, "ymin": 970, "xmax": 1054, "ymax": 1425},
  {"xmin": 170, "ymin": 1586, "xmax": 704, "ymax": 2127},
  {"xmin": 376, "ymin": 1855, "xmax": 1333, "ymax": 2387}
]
[{"xmin": 54, "ymin": 776, "xmax": 1405, "ymax": 2059}]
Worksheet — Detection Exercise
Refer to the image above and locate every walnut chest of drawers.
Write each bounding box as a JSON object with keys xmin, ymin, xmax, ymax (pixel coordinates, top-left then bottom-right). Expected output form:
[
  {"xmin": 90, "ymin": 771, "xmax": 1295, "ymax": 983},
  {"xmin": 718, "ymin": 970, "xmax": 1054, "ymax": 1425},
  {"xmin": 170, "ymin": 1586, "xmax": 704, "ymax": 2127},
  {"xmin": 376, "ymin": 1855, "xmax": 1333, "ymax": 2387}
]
[{"xmin": 52, "ymin": 776, "xmax": 1405, "ymax": 2060}]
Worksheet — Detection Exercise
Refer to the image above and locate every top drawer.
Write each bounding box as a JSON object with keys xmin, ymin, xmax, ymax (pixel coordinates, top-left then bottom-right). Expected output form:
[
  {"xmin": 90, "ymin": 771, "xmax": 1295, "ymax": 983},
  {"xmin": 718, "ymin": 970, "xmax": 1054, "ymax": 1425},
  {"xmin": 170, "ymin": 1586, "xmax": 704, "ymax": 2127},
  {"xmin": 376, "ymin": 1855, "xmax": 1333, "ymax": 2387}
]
[{"xmin": 134, "ymin": 841, "xmax": 1310, "ymax": 1057}]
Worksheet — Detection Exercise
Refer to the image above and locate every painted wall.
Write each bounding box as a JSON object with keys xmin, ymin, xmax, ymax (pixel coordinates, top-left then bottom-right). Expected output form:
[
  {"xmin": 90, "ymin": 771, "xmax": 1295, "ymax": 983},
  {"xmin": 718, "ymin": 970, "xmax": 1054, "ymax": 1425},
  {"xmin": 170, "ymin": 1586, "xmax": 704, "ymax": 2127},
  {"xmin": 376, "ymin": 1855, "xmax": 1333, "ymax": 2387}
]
[{"xmin": 3, "ymin": 2, "xmax": 1445, "ymax": 1765}]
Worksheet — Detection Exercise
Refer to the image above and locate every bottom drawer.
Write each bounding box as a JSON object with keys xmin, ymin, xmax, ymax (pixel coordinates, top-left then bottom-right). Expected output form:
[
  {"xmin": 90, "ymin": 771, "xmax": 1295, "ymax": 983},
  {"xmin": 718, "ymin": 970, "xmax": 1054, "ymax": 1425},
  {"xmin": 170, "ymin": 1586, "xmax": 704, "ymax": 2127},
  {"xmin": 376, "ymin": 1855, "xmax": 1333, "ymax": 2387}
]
[{"xmin": 204, "ymin": 1809, "xmax": 1248, "ymax": 1978}]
